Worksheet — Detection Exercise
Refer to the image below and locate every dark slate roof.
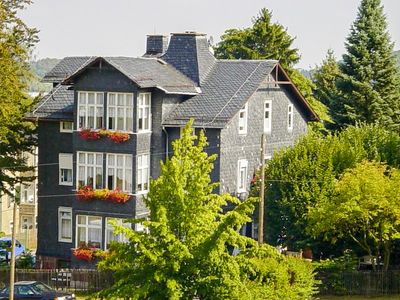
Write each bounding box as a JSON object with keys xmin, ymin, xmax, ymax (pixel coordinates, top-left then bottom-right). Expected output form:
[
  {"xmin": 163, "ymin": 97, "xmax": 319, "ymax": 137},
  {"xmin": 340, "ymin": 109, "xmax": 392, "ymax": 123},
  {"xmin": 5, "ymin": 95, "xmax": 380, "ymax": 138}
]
[
  {"xmin": 63, "ymin": 57, "xmax": 199, "ymax": 95},
  {"xmin": 162, "ymin": 33, "xmax": 216, "ymax": 86},
  {"xmin": 42, "ymin": 57, "xmax": 95, "ymax": 83},
  {"xmin": 163, "ymin": 60, "xmax": 278, "ymax": 128},
  {"xmin": 26, "ymin": 85, "xmax": 74, "ymax": 120}
]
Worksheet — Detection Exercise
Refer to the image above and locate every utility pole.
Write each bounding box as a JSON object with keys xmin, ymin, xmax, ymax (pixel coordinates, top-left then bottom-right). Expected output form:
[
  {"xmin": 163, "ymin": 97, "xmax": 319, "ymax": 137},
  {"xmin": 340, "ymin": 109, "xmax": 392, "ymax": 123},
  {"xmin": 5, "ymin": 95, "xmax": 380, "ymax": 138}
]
[
  {"xmin": 9, "ymin": 199, "xmax": 18, "ymax": 300},
  {"xmin": 258, "ymin": 133, "xmax": 266, "ymax": 244}
]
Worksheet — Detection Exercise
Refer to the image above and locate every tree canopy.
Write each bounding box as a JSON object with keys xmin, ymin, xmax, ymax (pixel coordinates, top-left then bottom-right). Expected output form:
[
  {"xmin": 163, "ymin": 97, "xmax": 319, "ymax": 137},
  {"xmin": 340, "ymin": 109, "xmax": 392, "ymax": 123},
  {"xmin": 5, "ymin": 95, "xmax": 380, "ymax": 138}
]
[
  {"xmin": 0, "ymin": 0, "xmax": 37, "ymax": 197},
  {"xmin": 308, "ymin": 161, "xmax": 400, "ymax": 270},
  {"xmin": 251, "ymin": 124, "xmax": 400, "ymax": 258},
  {"xmin": 98, "ymin": 121, "xmax": 316, "ymax": 300},
  {"xmin": 336, "ymin": 0, "xmax": 400, "ymax": 129}
]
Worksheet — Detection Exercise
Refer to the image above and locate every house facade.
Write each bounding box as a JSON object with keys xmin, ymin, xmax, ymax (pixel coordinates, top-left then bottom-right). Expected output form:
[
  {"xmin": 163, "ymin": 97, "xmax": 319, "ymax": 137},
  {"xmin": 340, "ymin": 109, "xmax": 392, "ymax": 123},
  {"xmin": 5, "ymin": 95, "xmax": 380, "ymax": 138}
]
[{"xmin": 29, "ymin": 32, "xmax": 318, "ymax": 268}]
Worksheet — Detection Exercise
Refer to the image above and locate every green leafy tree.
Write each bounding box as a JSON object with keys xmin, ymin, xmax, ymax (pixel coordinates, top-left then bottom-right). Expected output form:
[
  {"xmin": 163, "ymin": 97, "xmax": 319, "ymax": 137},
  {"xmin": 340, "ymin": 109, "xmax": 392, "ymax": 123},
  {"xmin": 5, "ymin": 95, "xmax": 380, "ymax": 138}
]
[
  {"xmin": 99, "ymin": 121, "xmax": 316, "ymax": 300},
  {"xmin": 308, "ymin": 161, "xmax": 400, "ymax": 271},
  {"xmin": 252, "ymin": 124, "xmax": 400, "ymax": 257},
  {"xmin": 0, "ymin": 0, "xmax": 37, "ymax": 197},
  {"xmin": 312, "ymin": 50, "xmax": 344, "ymax": 129},
  {"xmin": 214, "ymin": 8, "xmax": 330, "ymax": 128},
  {"xmin": 337, "ymin": 0, "xmax": 400, "ymax": 129}
]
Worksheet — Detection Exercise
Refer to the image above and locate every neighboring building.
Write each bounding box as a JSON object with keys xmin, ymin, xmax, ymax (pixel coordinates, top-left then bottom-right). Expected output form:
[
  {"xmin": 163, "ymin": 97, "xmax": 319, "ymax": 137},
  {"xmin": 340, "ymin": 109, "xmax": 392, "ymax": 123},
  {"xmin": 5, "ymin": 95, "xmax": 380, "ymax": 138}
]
[
  {"xmin": 0, "ymin": 150, "xmax": 38, "ymax": 250},
  {"xmin": 29, "ymin": 32, "xmax": 318, "ymax": 268}
]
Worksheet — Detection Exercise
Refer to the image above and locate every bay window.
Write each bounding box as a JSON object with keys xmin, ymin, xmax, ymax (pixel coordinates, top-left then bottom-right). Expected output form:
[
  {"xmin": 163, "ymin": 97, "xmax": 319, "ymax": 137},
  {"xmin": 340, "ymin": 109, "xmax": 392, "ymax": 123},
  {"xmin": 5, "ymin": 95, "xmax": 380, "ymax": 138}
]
[
  {"xmin": 137, "ymin": 93, "xmax": 151, "ymax": 132},
  {"xmin": 106, "ymin": 154, "xmax": 132, "ymax": 192},
  {"xmin": 137, "ymin": 154, "xmax": 150, "ymax": 193},
  {"xmin": 77, "ymin": 92, "xmax": 104, "ymax": 129},
  {"xmin": 77, "ymin": 152, "xmax": 103, "ymax": 189},
  {"xmin": 76, "ymin": 215, "xmax": 102, "ymax": 249},
  {"xmin": 107, "ymin": 93, "xmax": 134, "ymax": 132}
]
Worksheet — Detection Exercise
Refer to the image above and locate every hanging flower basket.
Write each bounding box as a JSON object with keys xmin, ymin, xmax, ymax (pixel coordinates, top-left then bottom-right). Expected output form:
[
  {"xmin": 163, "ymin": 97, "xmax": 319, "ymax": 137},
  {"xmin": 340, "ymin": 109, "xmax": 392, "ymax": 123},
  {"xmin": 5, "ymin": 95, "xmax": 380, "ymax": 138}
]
[
  {"xmin": 76, "ymin": 186, "xmax": 131, "ymax": 203},
  {"xmin": 79, "ymin": 129, "xmax": 130, "ymax": 143}
]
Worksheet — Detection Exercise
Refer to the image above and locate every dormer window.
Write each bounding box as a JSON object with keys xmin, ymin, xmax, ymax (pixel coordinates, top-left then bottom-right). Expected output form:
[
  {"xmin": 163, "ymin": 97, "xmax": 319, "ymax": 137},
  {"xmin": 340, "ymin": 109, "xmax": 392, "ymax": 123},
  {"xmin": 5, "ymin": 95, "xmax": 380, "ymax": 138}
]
[
  {"xmin": 238, "ymin": 103, "xmax": 248, "ymax": 135},
  {"xmin": 107, "ymin": 93, "xmax": 134, "ymax": 132},
  {"xmin": 77, "ymin": 92, "xmax": 104, "ymax": 129},
  {"xmin": 138, "ymin": 93, "xmax": 151, "ymax": 132}
]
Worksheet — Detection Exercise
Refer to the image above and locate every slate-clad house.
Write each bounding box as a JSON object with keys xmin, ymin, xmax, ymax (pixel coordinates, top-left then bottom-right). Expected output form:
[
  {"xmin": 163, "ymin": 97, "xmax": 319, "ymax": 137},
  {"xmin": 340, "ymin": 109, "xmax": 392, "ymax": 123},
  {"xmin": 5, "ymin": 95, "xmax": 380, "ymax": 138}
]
[{"xmin": 30, "ymin": 32, "xmax": 318, "ymax": 268}]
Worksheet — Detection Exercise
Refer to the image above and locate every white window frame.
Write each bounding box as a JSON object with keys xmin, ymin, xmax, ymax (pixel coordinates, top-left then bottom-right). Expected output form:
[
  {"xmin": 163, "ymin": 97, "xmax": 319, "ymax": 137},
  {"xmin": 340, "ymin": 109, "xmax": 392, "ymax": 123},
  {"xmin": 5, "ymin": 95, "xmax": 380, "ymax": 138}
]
[
  {"xmin": 77, "ymin": 91, "xmax": 104, "ymax": 130},
  {"xmin": 59, "ymin": 153, "xmax": 73, "ymax": 186},
  {"xmin": 237, "ymin": 159, "xmax": 248, "ymax": 193},
  {"xmin": 136, "ymin": 154, "xmax": 150, "ymax": 194},
  {"xmin": 58, "ymin": 207, "xmax": 72, "ymax": 243},
  {"xmin": 288, "ymin": 103, "xmax": 294, "ymax": 132},
  {"xmin": 238, "ymin": 103, "xmax": 248, "ymax": 135},
  {"xmin": 263, "ymin": 100, "xmax": 272, "ymax": 133},
  {"xmin": 137, "ymin": 93, "xmax": 151, "ymax": 132},
  {"xmin": 107, "ymin": 92, "xmax": 134, "ymax": 132},
  {"xmin": 77, "ymin": 152, "xmax": 103, "ymax": 189},
  {"xmin": 76, "ymin": 215, "xmax": 102, "ymax": 249},
  {"xmin": 105, "ymin": 218, "xmax": 130, "ymax": 249},
  {"xmin": 60, "ymin": 121, "xmax": 74, "ymax": 133},
  {"xmin": 106, "ymin": 153, "xmax": 132, "ymax": 193}
]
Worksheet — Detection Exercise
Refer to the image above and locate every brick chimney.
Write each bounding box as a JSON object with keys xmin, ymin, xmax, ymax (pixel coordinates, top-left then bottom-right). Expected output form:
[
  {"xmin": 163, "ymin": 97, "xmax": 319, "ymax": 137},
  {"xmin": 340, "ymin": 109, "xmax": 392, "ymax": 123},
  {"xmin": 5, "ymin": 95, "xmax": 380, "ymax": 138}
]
[
  {"xmin": 162, "ymin": 32, "xmax": 216, "ymax": 86},
  {"xmin": 145, "ymin": 35, "xmax": 169, "ymax": 56}
]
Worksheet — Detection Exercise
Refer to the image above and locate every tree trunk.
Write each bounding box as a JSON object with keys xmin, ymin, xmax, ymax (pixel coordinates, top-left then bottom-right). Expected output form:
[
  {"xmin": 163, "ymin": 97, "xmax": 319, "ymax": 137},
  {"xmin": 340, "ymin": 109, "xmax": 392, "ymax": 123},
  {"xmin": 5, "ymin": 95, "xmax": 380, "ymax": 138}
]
[{"xmin": 383, "ymin": 241, "xmax": 391, "ymax": 271}]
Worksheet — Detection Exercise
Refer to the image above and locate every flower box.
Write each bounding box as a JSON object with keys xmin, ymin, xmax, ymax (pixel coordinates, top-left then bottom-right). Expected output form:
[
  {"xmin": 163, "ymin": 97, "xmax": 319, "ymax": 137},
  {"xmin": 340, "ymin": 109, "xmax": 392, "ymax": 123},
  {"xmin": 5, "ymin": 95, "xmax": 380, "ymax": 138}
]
[
  {"xmin": 79, "ymin": 129, "xmax": 130, "ymax": 143},
  {"xmin": 76, "ymin": 186, "xmax": 131, "ymax": 203},
  {"xmin": 72, "ymin": 246, "xmax": 100, "ymax": 261}
]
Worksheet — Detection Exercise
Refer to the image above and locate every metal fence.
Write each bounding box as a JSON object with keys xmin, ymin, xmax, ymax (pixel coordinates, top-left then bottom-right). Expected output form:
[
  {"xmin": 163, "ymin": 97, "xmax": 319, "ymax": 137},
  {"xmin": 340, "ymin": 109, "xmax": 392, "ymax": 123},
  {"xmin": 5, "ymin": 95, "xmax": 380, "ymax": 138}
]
[
  {"xmin": 0, "ymin": 269, "xmax": 113, "ymax": 293},
  {"xmin": 318, "ymin": 271, "xmax": 400, "ymax": 296}
]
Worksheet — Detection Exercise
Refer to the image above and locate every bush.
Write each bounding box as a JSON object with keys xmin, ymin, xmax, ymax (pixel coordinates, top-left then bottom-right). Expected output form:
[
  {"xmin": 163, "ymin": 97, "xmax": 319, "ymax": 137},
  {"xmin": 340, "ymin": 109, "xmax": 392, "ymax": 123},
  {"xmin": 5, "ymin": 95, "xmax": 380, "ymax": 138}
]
[{"xmin": 16, "ymin": 251, "xmax": 35, "ymax": 269}]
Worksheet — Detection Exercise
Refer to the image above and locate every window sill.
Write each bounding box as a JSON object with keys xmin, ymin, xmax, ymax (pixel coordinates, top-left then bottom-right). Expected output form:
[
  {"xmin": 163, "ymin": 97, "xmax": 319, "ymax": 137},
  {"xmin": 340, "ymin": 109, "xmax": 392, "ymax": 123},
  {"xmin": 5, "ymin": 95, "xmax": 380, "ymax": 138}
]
[
  {"xmin": 137, "ymin": 130, "xmax": 152, "ymax": 134},
  {"xmin": 58, "ymin": 239, "xmax": 72, "ymax": 243},
  {"xmin": 59, "ymin": 182, "xmax": 73, "ymax": 187}
]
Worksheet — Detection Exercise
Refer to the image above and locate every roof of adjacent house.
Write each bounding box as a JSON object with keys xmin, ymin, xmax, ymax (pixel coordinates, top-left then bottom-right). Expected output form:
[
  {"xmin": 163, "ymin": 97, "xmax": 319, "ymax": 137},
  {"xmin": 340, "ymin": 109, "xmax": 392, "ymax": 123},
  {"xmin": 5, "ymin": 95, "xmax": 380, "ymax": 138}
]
[
  {"xmin": 26, "ymin": 84, "xmax": 74, "ymax": 120},
  {"xmin": 42, "ymin": 57, "xmax": 95, "ymax": 83},
  {"xmin": 63, "ymin": 56, "xmax": 199, "ymax": 95}
]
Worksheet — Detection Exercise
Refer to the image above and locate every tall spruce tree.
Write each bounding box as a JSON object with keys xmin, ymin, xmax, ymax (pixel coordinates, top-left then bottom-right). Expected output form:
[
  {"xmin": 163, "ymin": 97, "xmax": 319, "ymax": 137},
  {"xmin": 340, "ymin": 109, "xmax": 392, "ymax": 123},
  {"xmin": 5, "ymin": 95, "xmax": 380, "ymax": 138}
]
[
  {"xmin": 337, "ymin": 0, "xmax": 400, "ymax": 129},
  {"xmin": 0, "ymin": 0, "xmax": 38, "ymax": 196}
]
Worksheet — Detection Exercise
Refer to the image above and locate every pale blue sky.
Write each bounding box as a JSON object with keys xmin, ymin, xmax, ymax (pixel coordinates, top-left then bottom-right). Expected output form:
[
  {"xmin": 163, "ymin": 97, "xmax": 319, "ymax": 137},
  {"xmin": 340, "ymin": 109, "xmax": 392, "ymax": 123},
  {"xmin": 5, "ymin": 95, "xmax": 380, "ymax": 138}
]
[{"xmin": 21, "ymin": 0, "xmax": 400, "ymax": 69}]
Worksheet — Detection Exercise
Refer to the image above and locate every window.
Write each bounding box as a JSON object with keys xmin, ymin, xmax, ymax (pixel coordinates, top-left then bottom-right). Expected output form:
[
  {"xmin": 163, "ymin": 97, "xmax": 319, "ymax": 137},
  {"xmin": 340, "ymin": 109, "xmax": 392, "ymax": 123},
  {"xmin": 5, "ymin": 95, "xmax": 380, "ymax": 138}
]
[
  {"xmin": 288, "ymin": 103, "xmax": 293, "ymax": 132},
  {"xmin": 58, "ymin": 207, "xmax": 72, "ymax": 243},
  {"xmin": 77, "ymin": 152, "xmax": 103, "ymax": 189},
  {"xmin": 238, "ymin": 103, "xmax": 248, "ymax": 134},
  {"xmin": 264, "ymin": 100, "xmax": 272, "ymax": 133},
  {"xmin": 60, "ymin": 121, "xmax": 73, "ymax": 133},
  {"xmin": 105, "ymin": 218, "xmax": 130, "ymax": 249},
  {"xmin": 107, "ymin": 93, "xmax": 134, "ymax": 132},
  {"xmin": 20, "ymin": 183, "xmax": 35, "ymax": 203},
  {"xmin": 137, "ymin": 93, "xmax": 151, "ymax": 132},
  {"xmin": 76, "ymin": 215, "xmax": 102, "ymax": 249},
  {"xmin": 106, "ymin": 154, "xmax": 132, "ymax": 192},
  {"xmin": 237, "ymin": 159, "xmax": 248, "ymax": 193},
  {"xmin": 137, "ymin": 154, "xmax": 150, "ymax": 193},
  {"xmin": 77, "ymin": 92, "xmax": 104, "ymax": 129},
  {"xmin": 59, "ymin": 153, "xmax": 73, "ymax": 186}
]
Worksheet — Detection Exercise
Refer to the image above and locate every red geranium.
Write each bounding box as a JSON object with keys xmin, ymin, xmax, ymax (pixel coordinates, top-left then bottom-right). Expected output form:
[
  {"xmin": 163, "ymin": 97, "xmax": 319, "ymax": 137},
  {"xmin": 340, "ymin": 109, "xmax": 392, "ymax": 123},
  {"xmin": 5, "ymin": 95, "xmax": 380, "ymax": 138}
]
[
  {"xmin": 76, "ymin": 186, "xmax": 130, "ymax": 203},
  {"xmin": 79, "ymin": 129, "xmax": 101, "ymax": 140},
  {"xmin": 79, "ymin": 129, "xmax": 130, "ymax": 143}
]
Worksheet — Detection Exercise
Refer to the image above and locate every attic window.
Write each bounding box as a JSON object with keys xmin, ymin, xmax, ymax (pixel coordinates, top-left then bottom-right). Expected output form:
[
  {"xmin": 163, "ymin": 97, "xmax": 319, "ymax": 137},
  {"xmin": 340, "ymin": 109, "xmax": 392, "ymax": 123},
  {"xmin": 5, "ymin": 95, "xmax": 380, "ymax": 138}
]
[
  {"xmin": 288, "ymin": 103, "xmax": 294, "ymax": 132},
  {"xmin": 238, "ymin": 103, "xmax": 248, "ymax": 135}
]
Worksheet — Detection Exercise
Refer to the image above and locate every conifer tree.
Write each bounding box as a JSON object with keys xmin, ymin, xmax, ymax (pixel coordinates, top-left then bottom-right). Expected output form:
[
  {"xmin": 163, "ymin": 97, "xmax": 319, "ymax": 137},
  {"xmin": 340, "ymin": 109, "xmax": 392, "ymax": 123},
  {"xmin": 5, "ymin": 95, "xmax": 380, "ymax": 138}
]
[{"xmin": 337, "ymin": 0, "xmax": 400, "ymax": 129}]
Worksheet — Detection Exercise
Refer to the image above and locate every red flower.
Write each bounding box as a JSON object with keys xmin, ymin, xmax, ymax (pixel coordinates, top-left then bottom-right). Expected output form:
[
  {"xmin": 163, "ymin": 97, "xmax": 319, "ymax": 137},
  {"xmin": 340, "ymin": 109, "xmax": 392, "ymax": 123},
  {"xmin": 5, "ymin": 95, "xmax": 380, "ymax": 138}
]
[
  {"xmin": 73, "ymin": 246, "xmax": 98, "ymax": 261},
  {"xmin": 76, "ymin": 186, "xmax": 131, "ymax": 203},
  {"xmin": 79, "ymin": 129, "xmax": 101, "ymax": 140},
  {"xmin": 107, "ymin": 132, "xmax": 130, "ymax": 143},
  {"xmin": 78, "ymin": 129, "xmax": 130, "ymax": 143}
]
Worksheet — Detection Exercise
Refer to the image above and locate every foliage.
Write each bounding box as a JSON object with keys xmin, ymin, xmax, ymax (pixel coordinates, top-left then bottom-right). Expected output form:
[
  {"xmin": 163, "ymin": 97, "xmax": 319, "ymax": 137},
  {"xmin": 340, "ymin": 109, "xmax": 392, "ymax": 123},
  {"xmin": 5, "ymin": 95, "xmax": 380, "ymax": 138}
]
[
  {"xmin": 312, "ymin": 50, "xmax": 344, "ymax": 129},
  {"xmin": 252, "ymin": 124, "xmax": 400, "ymax": 257},
  {"xmin": 337, "ymin": 0, "xmax": 400, "ymax": 130},
  {"xmin": 308, "ymin": 161, "xmax": 400, "ymax": 270},
  {"xmin": 15, "ymin": 250, "xmax": 35, "ymax": 269},
  {"xmin": 98, "ymin": 120, "xmax": 317, "ymax": 300},
  {"xmin": 214, "ymin": 7, "xmax": 330, "ymax": 129},
  {"xmin": 76, "ymin": 186, "xmax": 131, "ymax": 203},
  {"xmin": 0, "ymin": 0, "xmax": 38, "ymax": 198}
]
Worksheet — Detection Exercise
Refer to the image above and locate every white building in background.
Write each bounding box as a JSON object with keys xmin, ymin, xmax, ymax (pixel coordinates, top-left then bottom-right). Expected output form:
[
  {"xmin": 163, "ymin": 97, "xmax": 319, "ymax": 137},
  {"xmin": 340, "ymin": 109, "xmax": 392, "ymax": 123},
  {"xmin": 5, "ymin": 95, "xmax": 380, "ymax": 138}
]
[{"xmin": 0, "ymin": 149, "xmax": 38, "ymax": 250}]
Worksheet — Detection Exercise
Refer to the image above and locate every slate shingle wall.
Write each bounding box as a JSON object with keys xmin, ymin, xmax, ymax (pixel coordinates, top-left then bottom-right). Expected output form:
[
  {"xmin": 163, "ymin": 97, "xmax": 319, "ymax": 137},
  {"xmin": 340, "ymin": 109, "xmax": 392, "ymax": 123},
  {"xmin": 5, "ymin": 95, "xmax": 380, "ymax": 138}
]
[{"xmin": 219, "ymin": 84, "xmax": 308, "ymax": 196}]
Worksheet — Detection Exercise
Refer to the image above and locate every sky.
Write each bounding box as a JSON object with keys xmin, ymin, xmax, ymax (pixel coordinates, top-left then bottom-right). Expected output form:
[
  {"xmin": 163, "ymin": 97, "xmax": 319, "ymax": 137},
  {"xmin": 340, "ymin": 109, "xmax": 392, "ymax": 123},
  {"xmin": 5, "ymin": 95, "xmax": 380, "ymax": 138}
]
[{"xmin": 20, "ymin": 0, "xmax": 400, "ymax": 69}]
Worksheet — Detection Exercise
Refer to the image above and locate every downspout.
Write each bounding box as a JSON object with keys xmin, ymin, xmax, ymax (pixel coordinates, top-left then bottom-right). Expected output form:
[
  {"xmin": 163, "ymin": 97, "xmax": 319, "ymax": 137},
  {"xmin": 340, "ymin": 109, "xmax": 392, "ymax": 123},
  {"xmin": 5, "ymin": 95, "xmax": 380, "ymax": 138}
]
[{"xmin": 162, "ymin": 126, "xmax": 169, "ymax": 160}]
